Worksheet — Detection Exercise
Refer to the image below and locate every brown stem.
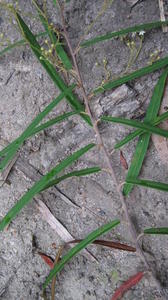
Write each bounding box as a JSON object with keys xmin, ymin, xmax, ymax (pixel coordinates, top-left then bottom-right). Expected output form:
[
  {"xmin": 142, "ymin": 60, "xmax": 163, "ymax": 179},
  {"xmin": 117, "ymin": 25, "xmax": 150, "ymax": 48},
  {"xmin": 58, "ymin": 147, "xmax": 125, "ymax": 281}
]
[
  {"xmin": 57, "ymin": 0, "xmax": 165, "ymax": 297},
  {"xmin": 51, "ymin": 245, "xmax": 64, "ymax": 300}
]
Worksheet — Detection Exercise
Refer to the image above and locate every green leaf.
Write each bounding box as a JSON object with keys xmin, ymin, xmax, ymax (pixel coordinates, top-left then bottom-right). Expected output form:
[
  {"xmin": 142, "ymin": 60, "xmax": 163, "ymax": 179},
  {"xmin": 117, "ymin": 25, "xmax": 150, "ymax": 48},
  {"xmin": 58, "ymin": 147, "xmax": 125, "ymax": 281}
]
[
  {"xmin": 54, "ymin": 41, "xmax": 72, "ymax": 71},
  {"xmin": 32, "ymin": 0, "xmax": 72, "ymax": 70},
  {"xmin": 0, "ymin": 31, "xmax": 47, "ymax": 57},
  {"xmin": 27, "ymin": 111, "xmax": 77, "ymax": 137},
  {"xmin": 114, "ymin": 111, "xmax": 168, "ymax": 149},
  {"xmin": 81, "ymin": 20, "xmax": 168, "ymax": 47},
  {"xmin": 123, "ymin": 67, "xmax": 168, "ymax": 195},
  {"xmin": 15, "ymin": 12, "xmax": 91, "ymax": 126},
  {"xmin": 126, "ymin": 177, "xmax": 168, "ymax": 192},
  {"xmin": 0, "ymin": 86, "xmax": 76, "ymax": 171},
  {"xmin": 144, "ymin": 227, "xmax": 168, "ymax": 234},
  {"xmin": 53, "ymin": 0, "xmax": 57, "ymax": 6},
  {"xmin": 0, "ymin": 143, "xmax": 95, "ymax": 231},
  {"xmin": 41, "ymin": 166, "xmax": 101, "ymax": 191},
  {"xmin": 43, "ymin": 219, "xmax": 120, "ymax": 288},
  {"xmin": 93, "ymin": 57, "xmax": 168, "ymax": 94},
  {"xmin": 101, "ymin": 115, "xmax": 168, "ymax": 138},
  {"xmin": 0, "ymin": 111, "xmax": 77, "ymax": 167}
]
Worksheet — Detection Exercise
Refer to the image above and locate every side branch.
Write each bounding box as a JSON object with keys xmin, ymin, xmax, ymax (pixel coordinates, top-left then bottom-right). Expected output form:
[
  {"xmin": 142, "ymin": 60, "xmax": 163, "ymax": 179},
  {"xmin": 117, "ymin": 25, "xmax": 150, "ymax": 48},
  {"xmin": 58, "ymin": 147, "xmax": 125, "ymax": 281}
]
[{"xmin": 57, "ymin": 0, "xmax": 165, "ymax": 297}]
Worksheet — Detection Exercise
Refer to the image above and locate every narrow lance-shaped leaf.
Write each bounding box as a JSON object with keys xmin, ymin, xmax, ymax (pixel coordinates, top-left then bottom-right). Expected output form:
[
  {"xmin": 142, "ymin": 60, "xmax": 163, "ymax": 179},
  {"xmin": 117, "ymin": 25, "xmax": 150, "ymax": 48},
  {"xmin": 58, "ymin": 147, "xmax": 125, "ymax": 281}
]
[
  {"xmin": 94, "ymin": 57, "xmax": 168, "ymax": 94},
  {"xmin": 0, "ymin": 111, "xmax": 77, "ymax": 180},
  {"xmin": 15, "ymin": 12, "xmax": 91, "ymax": 126},
  {"xmin": 126, "ymin": 177, "xmax": 168, "ymax": 192},
  {"xmin": 152, "ymin": 79, "xmax": 168, "ymax": 165},
  {"xmin": 43, "ymin": 219, "xmax": 120, "ymax": 288},
  {"xmin": 0, "ymin": 143, "xmax": 95, "ymax": 231},
  {"xmin": 123, "ymin": 67, "xmax": 168, "ymax": 195},
  {"xmin": 32, "ymin": 0, "xmax": 72, "ymax": 70},
  {"xmin": 25, "ymin": 111, "xmax": 77, "ymax": 137},
  {"xmin": 0, "ymin": 112, "xmax": 77, "ymax": 168},
  {"xmin": 81, "ymin": 20, "xmax": 168, "ymax": 47},
  {"xmin": 53, "ymin": 0, "xmax": 57, "ymax": 7},
  {"xmin": 101, "ymin": 115, "xmax": 168, "ymax": 138},
  {"xmin": 0, "ymin": 31, "xmax": 47, "ymax": 57},
  {"xmin": 0, "ymin": 101, "xmax": 76, "ymax": 161},
  {"xmin": 111, "ymin": 272, "xmax": 144, "ymax": 300},
  {"xmin": 41, "ymin": 167, "xmax": 101, "ymax": 192},
  {"xmin": 0, "ymin": 85, "xmax": 76, "ymax": 171},
  {"xmin": 114, "ymin": 111, "xmax": 168, "ymax": 149},
  {"xmin": 144, "ymin": 227, "xmax": 168, "ymax": 234},
  {"xmin": 68, "ymin": 239, "xmax": 136, "ymax": 252},
  {"xmin": 32, "ymin": 0, "xmax": 54, "ymax": 43}
]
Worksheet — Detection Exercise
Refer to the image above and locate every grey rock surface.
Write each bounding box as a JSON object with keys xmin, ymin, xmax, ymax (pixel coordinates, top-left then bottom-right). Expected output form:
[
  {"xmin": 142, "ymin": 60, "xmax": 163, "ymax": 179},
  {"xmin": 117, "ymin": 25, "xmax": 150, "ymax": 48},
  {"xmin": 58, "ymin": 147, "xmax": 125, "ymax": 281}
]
[{"xmin": 0, "ymin": 0, "xmax": 168, "ymax": 299}]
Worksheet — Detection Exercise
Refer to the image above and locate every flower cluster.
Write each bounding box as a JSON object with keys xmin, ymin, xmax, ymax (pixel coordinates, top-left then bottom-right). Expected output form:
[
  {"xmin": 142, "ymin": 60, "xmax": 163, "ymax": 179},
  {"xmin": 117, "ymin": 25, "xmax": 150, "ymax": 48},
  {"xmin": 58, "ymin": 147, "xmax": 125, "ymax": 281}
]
[
  {"xmin": 39, "ymin": 39, "xmax": 55, "ymax": 61},
  {"xmin": 148, "ymin": 49, "xmax": 160, "ymax": 65}
]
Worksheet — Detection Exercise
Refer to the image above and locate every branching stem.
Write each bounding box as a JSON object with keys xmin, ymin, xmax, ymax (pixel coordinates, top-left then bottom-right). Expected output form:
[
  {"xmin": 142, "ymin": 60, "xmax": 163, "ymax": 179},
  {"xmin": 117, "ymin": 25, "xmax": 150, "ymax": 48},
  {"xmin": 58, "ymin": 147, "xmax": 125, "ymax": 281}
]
[{"xmin": 57, "ymin": 0, "xmax": 165, "ymax": 297}]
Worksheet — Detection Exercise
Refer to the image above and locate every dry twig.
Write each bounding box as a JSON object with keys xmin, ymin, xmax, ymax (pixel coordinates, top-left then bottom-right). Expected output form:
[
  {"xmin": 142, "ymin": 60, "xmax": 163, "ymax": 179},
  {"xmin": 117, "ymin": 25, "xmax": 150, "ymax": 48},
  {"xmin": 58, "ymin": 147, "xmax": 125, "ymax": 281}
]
[
  {"xmin": 158, "ymin": 0, "xmax": 168, "ymax": 33},
  {"xmin": 35, "ymin": 197, "xmax": 97, "ymax": 262}
]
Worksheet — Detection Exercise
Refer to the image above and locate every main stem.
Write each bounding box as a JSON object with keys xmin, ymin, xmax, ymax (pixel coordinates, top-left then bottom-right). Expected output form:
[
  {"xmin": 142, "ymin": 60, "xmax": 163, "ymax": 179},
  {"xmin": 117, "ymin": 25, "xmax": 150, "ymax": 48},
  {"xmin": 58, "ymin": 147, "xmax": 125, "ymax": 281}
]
[{"xmin": 57, "ymin": 1, "xmax": 165, "ymax": 296}]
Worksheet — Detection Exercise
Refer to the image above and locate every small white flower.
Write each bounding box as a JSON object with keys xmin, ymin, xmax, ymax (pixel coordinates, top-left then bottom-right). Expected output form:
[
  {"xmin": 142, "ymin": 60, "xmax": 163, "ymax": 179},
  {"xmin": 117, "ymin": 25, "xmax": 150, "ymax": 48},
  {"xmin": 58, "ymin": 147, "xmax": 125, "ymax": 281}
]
[
  {"xmin": 131, "ymin": 32, "xmax": 136, "ymax": 38},
  {"xmin": 139, "ymin": 30, "xmax": 145, "ymax": 36}
]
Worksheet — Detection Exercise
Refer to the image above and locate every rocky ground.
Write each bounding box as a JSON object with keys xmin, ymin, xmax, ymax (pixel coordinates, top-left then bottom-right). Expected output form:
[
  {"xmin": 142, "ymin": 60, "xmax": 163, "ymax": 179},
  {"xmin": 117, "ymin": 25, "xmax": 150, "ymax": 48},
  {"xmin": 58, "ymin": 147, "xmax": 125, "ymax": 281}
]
[{"xmin": 0, "ymin": 0, "xmax": 168, "ymax": 299}]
